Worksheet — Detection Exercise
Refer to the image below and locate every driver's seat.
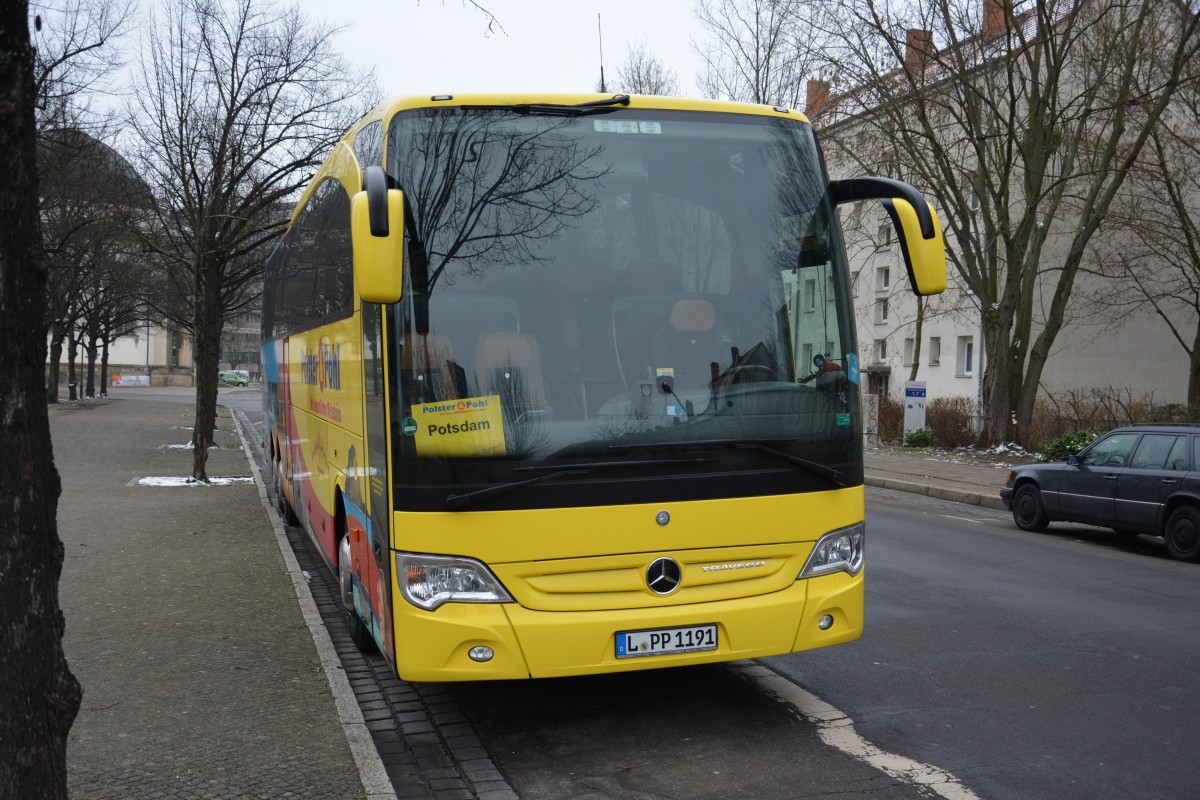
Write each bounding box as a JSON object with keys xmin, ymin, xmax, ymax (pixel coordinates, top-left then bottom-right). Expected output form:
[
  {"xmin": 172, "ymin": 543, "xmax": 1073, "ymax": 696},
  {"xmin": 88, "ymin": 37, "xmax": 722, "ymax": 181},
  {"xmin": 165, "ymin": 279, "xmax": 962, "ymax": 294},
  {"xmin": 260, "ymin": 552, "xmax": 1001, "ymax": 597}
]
[{"xmin": 652, "ymin": 299, "xmax": 728, "ymax": 393}]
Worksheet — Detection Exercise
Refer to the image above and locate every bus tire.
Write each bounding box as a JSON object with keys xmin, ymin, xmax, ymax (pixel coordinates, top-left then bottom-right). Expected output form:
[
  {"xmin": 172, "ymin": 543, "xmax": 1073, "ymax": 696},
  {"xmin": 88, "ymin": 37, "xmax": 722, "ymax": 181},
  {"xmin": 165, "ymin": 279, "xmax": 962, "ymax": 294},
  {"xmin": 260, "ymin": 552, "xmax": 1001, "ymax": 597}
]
[
  {"xmin": 275, "ymin": 461, "xmax": 298, "ymax": 525},
  {"xmin": 338, "ymin": 533, "xmax": 374, "ymax": 652}
]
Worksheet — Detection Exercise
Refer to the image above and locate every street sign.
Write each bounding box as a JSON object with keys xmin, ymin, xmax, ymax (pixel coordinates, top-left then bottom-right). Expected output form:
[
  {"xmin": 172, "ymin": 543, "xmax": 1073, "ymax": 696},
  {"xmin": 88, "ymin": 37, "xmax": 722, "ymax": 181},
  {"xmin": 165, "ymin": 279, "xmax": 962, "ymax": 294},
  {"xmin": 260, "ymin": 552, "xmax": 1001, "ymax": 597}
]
[{"xmin": 904, "ymin": 381, "xmax": 927, "ymax": 440}]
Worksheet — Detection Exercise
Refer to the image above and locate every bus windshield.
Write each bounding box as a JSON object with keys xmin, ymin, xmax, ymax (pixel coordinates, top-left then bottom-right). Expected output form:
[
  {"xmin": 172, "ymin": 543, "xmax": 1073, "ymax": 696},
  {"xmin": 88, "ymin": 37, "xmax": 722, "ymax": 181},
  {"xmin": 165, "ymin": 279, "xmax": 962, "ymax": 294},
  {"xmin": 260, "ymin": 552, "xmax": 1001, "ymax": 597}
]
[{"xmin": 386, "ymin": 106, "xmax": 859, "ymax": 509}]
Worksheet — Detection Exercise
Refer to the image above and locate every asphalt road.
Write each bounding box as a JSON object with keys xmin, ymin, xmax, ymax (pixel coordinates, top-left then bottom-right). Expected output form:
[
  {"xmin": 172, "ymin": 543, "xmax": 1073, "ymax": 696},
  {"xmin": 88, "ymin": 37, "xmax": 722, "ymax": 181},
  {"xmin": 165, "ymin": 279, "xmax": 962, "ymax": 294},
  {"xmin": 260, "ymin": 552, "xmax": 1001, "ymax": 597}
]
[{"xmin": 771, "ymin": 488, "xmax": 1200, "ymax": 800}]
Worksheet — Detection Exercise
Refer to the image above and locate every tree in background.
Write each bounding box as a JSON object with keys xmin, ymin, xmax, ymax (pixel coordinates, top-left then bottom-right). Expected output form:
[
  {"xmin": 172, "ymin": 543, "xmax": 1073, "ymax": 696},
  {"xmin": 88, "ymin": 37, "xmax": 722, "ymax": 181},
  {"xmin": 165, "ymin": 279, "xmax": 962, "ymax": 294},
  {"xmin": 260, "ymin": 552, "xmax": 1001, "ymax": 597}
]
[
  {"xmin": 33, "ymin": 0, "xmax": 133, "ymax": 402},
  {"xmin": 127, "ymin": 0, "xmax": 374, "ymax": 481},
  {"xmin": 0, "ymin": 3, "xmax": 83, "ymax": 797},
  {"xmin": 816, "ymin": 0, "xmax": 1200, "ymax": 445},
  {"xmin": 614, "ymin": 37, "xmax": 682, "ymax": 95},
  {"xmin": 693, "ymin": 0, "xmax": 830, "ymax": 107}
]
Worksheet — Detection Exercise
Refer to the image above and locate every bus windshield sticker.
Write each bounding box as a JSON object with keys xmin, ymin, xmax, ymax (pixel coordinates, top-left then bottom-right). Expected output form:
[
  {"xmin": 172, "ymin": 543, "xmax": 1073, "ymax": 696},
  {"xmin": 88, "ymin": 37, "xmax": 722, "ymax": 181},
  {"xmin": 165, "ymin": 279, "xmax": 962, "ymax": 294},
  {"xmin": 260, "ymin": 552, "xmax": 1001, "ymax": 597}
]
[{"xmin": 411, "ymin": 395, "xmax": 507, "ymax": 457}]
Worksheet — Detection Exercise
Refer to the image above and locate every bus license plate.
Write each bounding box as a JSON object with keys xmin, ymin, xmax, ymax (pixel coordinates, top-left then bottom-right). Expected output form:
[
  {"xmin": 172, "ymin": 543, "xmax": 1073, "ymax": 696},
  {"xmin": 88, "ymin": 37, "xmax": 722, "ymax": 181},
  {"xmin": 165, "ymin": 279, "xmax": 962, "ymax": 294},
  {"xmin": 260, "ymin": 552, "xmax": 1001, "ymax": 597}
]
[{"xmin": 615, "ymin": 624, "xmax": 718, "ymax": 658}]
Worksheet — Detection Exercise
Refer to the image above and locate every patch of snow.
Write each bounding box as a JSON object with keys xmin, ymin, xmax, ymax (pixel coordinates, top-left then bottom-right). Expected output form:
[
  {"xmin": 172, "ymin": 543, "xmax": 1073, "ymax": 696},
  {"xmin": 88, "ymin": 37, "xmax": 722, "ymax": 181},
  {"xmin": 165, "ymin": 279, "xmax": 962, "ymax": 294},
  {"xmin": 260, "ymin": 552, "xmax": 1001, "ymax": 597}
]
[{"xmin": 137, "ymin": 476, "xmax": 255, "ymax": 486}]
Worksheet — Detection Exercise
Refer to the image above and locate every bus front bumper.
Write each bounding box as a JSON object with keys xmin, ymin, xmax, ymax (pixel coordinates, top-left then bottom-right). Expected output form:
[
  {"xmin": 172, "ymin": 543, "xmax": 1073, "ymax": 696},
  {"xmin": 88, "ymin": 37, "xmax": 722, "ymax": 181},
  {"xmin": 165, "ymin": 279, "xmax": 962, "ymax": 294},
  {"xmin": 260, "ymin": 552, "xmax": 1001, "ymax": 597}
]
[{"xmin": 391, "ymin": 570, "xmax": 862, "ymax": 682}]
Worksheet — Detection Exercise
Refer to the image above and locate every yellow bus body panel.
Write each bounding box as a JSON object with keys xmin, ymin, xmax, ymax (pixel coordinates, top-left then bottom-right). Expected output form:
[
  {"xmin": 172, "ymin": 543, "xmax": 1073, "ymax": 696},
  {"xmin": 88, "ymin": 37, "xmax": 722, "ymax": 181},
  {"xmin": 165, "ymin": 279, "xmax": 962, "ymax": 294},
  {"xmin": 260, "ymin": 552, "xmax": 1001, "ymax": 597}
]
[{"xmin": 389, "ymin": 487, "xmax": 864, "ymax": 681}]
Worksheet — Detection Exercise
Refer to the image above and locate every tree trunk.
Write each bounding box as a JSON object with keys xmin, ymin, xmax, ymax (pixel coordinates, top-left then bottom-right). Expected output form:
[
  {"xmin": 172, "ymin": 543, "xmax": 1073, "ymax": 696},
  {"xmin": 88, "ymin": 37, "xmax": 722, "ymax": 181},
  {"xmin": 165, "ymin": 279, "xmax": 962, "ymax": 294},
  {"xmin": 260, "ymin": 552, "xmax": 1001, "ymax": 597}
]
[
  {"xmin": 190, "ymin": 260, "xmax": 224, "ymax": 481},
  {"xmin": 46, "ymin": 325, "xmax": 64, "ymax": 404},
  {"xmin": 1189, "ymin": 324, "xmax": 1200, "ymax": 408},
  {"xmin": 99, "ymin": 335, "xmax": 110, "ymax": 397},
  {"xmin": 908, "ymin": 296, "xmax": 924, "ymax": 383},
  {"xmin": 66, "ymin": 328, "xmax": 78, "ymax": 401},
  {"xmin": 84, "ymin": 331, "xmax": 97, "ymax": 399},
  {"xmin": 0, "ymin": 4, "xmax": 84, "ymax": 796}
]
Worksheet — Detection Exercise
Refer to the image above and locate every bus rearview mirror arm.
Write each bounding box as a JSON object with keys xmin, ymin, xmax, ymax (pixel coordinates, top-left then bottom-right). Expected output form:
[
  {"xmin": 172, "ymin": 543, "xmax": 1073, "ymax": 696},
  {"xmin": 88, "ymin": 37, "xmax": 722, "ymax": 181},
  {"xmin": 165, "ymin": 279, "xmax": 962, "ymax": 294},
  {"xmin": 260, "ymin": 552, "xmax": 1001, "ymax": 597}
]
[{"xmin": 829, "ymin": 176, "xmax": 947, "ymax": 297}]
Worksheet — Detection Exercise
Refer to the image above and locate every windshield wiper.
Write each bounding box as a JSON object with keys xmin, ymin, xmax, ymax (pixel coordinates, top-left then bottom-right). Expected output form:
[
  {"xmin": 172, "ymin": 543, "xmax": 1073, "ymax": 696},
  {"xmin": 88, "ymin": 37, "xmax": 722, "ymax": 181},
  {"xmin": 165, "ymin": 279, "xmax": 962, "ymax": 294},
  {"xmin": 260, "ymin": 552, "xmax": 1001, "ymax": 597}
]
[
  {"xmin": 508, "ymin": 94, "xmax": 631, "ymax": 117},
  {"xmin": 445, "ymin": 455, "xmax": 712, "ymax": 510},
  {"xmin": 612, "ymin": 439, "xmax": 847, "ymax": 488},
  {"xmin": 446, "ymin": 469, "xmax": 590, "ymax": 510},
  {"xmin": 735, "ymin": 442, "xmax": 847, "ymax": 488}
]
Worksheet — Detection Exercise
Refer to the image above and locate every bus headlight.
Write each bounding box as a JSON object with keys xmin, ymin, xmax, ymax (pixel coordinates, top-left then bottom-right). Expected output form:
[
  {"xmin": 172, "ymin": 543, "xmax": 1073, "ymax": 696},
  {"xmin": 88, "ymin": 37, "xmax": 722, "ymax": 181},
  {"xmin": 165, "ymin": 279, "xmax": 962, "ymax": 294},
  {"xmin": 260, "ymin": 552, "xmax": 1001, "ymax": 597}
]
[
  {"xmin": 396, "ymin": 552, "xmax": 514, "ymax": 611},
  {"xmin": 798, "ymin": 523, "xmax": 864, "ymax": 579}
]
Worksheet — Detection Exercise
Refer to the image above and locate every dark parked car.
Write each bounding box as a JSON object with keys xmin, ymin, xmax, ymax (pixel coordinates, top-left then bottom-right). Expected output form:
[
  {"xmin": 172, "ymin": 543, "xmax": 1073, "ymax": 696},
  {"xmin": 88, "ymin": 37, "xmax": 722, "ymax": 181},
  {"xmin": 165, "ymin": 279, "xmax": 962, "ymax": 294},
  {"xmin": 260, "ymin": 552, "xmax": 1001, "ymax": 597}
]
[{"xmin": 1001, "ymin": 423, "xmax": 1200, "ymax": 562}]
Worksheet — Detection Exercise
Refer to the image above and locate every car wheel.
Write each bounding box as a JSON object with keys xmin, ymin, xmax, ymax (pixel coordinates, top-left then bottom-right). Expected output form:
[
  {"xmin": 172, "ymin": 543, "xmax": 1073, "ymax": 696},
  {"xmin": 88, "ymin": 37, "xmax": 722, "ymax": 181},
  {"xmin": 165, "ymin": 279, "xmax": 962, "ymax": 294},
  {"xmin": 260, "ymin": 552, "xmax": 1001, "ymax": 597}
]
[
  {"xmin": 1164, "ymin": 506, "xmax": 1200, "ymax": 562},
  {"xmin": 1012, "ymin": 484, "xmax": 1050, "ymax": 532},
  {"xmin": 338, "ymin": 534, "xmax": 374, "ymax": 652}
]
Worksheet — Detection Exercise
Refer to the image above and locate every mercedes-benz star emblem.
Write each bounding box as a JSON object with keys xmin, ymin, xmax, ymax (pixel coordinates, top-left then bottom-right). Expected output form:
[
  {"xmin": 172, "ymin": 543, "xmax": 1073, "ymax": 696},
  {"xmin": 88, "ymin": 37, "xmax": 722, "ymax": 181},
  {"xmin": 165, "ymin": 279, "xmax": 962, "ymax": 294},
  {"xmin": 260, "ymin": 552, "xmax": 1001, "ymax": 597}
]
[
  {"xmin": 646, "ymin": 557, "xmax": 682, "ymax": 595},
  {"xmin": 656, "ymin": 510, "xmax": 670, "ymax": 526}
]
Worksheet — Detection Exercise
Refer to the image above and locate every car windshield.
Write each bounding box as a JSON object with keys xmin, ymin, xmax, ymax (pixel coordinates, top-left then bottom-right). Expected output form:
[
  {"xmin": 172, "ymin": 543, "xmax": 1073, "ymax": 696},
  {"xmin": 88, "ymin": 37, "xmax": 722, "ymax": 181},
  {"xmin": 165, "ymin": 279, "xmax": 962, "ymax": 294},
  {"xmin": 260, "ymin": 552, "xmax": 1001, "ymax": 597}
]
[{"xmin": 384, "ymin": 106, "xmax": 859, "ymax": 505}]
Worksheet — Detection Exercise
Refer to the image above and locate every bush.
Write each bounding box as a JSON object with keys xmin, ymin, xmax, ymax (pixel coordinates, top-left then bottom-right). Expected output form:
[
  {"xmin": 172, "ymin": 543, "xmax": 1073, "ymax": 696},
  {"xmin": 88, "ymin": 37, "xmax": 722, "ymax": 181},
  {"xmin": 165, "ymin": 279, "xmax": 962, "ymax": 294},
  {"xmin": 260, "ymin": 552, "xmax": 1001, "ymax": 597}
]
[
  {"xmin": 1039, "ymin": 430, "xmax": 1098, "ymax": 462},
  {"xmin": 879, "ymin": 395, "xmax": 903, "ymax": 443},
  {"xmin": 905, "ymin": 428, "xmax": 934, "ymax": 447},
  {"xmin": 926, "ymin": 396, "xmax": 977, "ymax": 448}
]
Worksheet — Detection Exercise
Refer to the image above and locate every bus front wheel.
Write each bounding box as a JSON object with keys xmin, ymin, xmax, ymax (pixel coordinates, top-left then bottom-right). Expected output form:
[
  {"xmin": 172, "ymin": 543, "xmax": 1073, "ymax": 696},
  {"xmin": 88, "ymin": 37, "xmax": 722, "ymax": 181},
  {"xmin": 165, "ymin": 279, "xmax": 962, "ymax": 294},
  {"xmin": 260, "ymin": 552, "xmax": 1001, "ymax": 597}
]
[{"xmin": 338, "ymin": 534, "xmax": 374, "ymax": 652}]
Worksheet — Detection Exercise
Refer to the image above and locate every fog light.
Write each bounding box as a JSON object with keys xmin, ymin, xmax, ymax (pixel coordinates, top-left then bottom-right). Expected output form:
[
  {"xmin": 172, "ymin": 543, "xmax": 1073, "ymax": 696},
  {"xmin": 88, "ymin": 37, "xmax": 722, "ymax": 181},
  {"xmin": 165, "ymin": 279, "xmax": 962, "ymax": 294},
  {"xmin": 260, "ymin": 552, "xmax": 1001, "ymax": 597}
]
[
  {"xmin": 468, "ymin": 645, "xmax": 494, "ymax": 663},
  {"xmin": 818, "ymin": 614, "xmax": 834, "ymax": 631}
]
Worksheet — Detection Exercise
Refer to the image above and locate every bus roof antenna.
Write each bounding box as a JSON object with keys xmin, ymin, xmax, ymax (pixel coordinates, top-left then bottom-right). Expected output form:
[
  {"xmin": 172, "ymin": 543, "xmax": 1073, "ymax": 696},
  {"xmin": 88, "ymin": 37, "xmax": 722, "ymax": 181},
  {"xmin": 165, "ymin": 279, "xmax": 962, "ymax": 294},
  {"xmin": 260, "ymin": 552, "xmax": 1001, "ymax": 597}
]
[{"xmin": 597, "ymin": 13, "xmax": 606, "ymax": 93}]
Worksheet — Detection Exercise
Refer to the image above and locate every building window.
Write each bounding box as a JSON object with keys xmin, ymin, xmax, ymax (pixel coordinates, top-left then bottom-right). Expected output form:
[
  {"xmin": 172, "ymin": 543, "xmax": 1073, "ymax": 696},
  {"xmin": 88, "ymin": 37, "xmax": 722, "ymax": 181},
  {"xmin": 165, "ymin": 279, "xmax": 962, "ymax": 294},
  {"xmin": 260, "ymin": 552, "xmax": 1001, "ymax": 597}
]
[
  {"xmin": 801, "ymin": 342, "xmax": 813, "ymax": 370},
  {"xmin": 851, "ymin": 270, "xmax": 860, "ymax": 297},
  {"xmin": 875, "ymin": 298, "xmax": 888, "ymax": 324},
  {"xmin": 903, "ymin": 337, "xmax": 915, "ymax": 366},
  {"xmin": 929, "ymin": 336, "xmax": 941, "ymax": 366},
  {"xmin": 957, "ymin": 336, "xmax": 974, "ymax": 376},
  {"xmin": 874, "ymin": 338, "xmax": 887, "ymax": 362},
  {"xmin": 877, "ymin": 224, "xmax": 891, "ymax": 249},
  {"xmin": 876, "ymin": 266, "xmax": 890, "ymax": 291},
  {"xmin": 805, "ymin": 278, "xmax": 817, "ymax": 312}
]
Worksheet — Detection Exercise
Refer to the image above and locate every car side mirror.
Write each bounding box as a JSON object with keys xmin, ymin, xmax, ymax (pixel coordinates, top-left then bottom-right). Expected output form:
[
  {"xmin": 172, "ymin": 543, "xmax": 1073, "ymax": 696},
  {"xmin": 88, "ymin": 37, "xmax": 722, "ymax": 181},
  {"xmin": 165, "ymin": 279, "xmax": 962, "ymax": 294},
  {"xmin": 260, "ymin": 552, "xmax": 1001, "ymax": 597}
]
[{"xmin": 1068, "ymin": 455, "xmax": 1080, "ymax": 466}]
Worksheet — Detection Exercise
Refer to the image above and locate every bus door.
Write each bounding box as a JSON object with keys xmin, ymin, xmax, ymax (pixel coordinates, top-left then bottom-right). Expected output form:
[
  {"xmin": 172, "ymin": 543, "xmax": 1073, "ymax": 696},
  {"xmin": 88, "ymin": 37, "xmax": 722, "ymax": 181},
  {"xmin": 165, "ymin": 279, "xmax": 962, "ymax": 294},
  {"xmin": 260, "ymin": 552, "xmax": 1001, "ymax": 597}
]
[{"xmin": 359, "ymin": 302, "xmax": 395, "ymax": 664}]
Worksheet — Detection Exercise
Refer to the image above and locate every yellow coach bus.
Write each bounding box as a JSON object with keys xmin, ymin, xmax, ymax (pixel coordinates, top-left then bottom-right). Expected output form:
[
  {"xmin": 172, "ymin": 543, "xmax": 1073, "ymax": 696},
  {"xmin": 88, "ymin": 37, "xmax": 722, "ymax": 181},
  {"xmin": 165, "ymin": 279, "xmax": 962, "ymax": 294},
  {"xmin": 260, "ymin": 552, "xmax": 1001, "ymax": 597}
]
[{"xmin": 262, "ymin": 93, "xmax": 945, "ymax": 681}]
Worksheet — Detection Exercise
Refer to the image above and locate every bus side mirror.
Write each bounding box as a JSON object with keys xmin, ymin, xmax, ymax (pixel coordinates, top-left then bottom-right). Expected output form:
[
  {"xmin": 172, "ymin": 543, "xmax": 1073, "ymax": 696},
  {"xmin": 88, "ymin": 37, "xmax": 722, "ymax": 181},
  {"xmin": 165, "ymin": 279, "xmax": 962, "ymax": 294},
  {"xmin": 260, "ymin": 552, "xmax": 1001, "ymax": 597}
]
[
  {"xmin": 352, "ymin": 165, "xmax": 404, "ymax": 304},
  {"xmin": 831, "ymin": 176, "xmax": 947, "ymax": 297},
  {"xmin": 882, "ymin": 197, "xmax": 947, "ymax": 297}
]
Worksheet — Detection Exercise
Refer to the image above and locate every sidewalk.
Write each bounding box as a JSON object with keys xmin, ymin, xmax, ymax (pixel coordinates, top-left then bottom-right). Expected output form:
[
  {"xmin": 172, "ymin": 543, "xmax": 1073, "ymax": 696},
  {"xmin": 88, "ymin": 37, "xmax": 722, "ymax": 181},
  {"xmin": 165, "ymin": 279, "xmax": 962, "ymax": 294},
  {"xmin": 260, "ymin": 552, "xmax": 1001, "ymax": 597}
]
[
  {"xmin": 864, "ymin": 443, "xmax": 1024, "ymax": 511},
  {"xmin": 54, "ymin": 396, "xmax": 374, "ymax": 799}
]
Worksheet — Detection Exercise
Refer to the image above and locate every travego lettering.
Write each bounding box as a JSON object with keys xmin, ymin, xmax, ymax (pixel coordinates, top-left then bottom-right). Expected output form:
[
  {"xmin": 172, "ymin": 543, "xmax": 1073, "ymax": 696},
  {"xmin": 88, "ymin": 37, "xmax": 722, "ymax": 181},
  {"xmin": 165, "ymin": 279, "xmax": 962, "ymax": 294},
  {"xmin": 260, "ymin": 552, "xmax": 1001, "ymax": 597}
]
[{"xmin": 428, "ymin": 420, "xmax": 492, "ymax": 436}]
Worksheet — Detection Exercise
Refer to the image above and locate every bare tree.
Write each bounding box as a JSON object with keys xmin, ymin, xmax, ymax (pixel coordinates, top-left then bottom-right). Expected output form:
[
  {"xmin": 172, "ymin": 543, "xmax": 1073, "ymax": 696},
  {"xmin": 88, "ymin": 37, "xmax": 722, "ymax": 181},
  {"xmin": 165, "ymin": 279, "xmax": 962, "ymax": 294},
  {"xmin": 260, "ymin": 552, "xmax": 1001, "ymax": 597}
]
[
  {"xmin": 33, "ymin": 0, "xmax": 134, "ymax": 402},
  {"xmin": 127, "ymin": 0, "xmax": 374, "ymax": 481},
  {"xmin": 817, "ymin": 0, "xmax": 1200, "ymax": 445},
  {"xmin": 31, "ymin": 0, "xmax": 133, "ymax": 134},
  {"xmin": 1, "ymin": 4, "xmax": 83, "ymax": 798},
  {"xmin": 693, "ymin": 0, "xmax": 829, "ymax": 107},
  {"xmin": 613, "ymin": 37, "xmax": 682, "ymax": 95},
  {"xmin": 1087, "ymin": 73, "xmax": 1200, "ymax": 404}
]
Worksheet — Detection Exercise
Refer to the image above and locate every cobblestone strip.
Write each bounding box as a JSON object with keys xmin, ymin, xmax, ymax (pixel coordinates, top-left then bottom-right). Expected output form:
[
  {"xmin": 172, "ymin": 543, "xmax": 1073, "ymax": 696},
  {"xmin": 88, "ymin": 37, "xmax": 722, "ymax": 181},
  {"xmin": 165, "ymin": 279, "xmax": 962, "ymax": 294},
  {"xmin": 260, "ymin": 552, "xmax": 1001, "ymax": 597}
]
[{"xmin": 282, "ymin": 521, "xmax": 516, "ymax": 800}]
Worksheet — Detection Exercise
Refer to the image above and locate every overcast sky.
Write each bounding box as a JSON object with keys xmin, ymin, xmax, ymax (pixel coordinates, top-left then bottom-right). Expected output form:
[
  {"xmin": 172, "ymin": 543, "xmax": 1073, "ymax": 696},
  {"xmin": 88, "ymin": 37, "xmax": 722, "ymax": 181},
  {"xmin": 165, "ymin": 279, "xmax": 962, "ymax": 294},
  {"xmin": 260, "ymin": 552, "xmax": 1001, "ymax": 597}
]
[{"xmin": 318, "ymin": 0, "xmax": 707, "ymax": 98}]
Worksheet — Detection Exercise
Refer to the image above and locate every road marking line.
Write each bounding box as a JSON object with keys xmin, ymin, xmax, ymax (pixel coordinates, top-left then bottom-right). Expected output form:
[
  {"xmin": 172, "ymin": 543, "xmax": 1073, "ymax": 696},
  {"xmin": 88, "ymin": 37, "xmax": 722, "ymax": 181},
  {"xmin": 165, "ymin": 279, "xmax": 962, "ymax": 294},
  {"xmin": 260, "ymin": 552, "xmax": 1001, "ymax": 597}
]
[
  {"xmin": 939, "ymin": 514, "xmax": 984, "ymax": 524},
  {"xmin": 736, "ymin": 663, "xmax": 981, "ymax": 800}
]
